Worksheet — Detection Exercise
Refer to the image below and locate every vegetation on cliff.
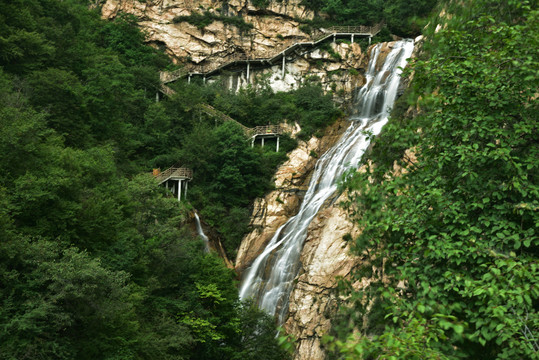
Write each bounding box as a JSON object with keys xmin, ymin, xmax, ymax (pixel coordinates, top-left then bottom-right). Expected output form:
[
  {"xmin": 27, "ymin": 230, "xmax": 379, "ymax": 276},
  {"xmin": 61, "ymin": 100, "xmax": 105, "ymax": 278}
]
[
  {"xmin": 168, "ymin": 0, "xmax": 435, "ymax": 38},
  {"xmin": 331, "ymin": 0, "xmax": 538, "ymax": 358},
  {"xmin": 173, "ymin": 11, "xmax": 254, "ymax": 33},
  {"xmin": 299, "ymin": 0, "xmax": 436, "ymax": 37}
]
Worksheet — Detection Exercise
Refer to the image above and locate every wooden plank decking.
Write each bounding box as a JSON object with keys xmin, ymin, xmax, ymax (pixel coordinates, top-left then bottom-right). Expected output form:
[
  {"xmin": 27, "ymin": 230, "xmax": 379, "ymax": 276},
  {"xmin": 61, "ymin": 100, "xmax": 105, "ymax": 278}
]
[{"xmin": 154, "ymin": 166, "xmax": 193, "ymax": 184}]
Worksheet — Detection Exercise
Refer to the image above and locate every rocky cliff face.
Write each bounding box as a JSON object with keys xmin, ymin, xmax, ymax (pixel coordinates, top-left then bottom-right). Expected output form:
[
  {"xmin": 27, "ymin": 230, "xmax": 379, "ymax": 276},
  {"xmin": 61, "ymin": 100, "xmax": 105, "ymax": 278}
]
[
  {"xmin": 219, "ymin": 41, "xmax": 366, "ymax": 100},
  {"xmin": 101, "ymin": 0, "xmax": 370, "ymax": 99},
  {"xmin": 102, "ymin": 0, "xmax": 313, "ymax": 63},
  {"xmin": 235, "ymin": 119, "xmax": 350, "ymax": 273},
  {"xmin": 283, "ymin": 198, "xmax": 361, "ymax": 360},
  {"xmin": 101, "ymin": 0, "xmax": 314, "ymax": 64},
  {"xmin": 237, "ymin": 39, "xmax": 421, "ymax": 359}
]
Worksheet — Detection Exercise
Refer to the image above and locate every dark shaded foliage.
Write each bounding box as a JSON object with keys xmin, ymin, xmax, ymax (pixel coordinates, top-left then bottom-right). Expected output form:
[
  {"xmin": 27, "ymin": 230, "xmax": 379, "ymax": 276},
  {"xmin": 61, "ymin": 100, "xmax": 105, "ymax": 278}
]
[
  {"xmin": 329, "ymin": 0, "xmax": 539, "ymax": 358},
  {"xmin": 0, "ymin": 1, "xmax": 293, "ymax": 358}
]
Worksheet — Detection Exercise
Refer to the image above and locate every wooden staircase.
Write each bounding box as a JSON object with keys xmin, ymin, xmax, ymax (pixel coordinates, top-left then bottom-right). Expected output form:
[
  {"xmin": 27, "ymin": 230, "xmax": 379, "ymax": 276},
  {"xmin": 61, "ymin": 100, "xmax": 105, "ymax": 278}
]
[{"xmin": 159, "ymin": 84, "xmax": 282, "ymax": 138}]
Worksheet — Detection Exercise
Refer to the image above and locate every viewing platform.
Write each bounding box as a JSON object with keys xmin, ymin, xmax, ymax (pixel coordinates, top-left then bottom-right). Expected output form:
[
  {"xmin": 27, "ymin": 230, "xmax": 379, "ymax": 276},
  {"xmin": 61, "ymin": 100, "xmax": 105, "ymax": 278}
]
[
  {"xmin": 250, "ymin": 125, "xmax": 283, "ymax": 152},
  {"xmin": 153, "ymin": 166, "xmax": 193, "ymax": 201}
]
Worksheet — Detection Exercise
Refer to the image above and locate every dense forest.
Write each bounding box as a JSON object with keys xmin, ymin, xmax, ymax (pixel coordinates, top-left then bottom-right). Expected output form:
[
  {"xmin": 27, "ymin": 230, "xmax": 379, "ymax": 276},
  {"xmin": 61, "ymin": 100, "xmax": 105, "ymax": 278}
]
[
  {"xmin": 329, "ymin": 0, "xmax": 538, "ymax": 359},
  {"xmin": 0, "ymin": 0, "xmax": 342, "ymax": 357}
]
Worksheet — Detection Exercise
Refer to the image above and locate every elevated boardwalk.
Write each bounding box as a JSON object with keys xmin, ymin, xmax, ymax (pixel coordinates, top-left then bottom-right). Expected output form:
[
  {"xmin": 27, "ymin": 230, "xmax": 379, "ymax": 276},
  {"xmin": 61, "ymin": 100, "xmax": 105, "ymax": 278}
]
[
  {"xmin": 199, "ymin": 103, "xmax": 251, "ymax": 134},
  {"xmin": 154, "ymin": 165, "xmax": 193, "ymax": 201},
  {"xmin": 160, "ymin": 24, "xmax": 383, "ymax": 84},
  {"xmin": 154, "ymin": 166, "xmax": 193, "ymax": 185},
  {"xmin": 159, "ymin": 84, "xmax": 283, "ymax": 150},
  {"xmin": 250, "ymin": 125, "xmax": 283, "ymax": 151}
]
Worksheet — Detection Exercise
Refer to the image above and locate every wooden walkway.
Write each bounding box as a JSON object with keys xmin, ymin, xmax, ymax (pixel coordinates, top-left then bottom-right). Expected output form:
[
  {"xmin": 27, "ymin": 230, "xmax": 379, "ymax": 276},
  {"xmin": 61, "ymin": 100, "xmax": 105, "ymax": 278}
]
[
  {"xmin": 154, "ymin": 166, "xmax": 193, "ymax": 184},
  {"xmin": 199, "ymin": 103, "xmax": 252, "ymax": 133},
  {"xmin": 251, "ymin": 125, "xmax": 283, "ymax": 136},
  {"xmin": 154, "ymin": 165, "xmax": 192, "ymax": 201},
  {"xmin": 160, "ymin": 24, "xmax": 383, "ymax": 84},
  {"xmin": 159, "ymin": 84, "xmax": 283, "ymax": 139}
]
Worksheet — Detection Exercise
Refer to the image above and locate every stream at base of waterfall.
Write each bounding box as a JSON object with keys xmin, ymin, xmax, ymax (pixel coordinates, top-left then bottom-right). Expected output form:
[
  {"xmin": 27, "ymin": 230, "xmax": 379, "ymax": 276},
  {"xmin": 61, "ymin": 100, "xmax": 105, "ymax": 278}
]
[{"xmin": 239, "ymin": 39, "xmax": 415, "ymax": 324}]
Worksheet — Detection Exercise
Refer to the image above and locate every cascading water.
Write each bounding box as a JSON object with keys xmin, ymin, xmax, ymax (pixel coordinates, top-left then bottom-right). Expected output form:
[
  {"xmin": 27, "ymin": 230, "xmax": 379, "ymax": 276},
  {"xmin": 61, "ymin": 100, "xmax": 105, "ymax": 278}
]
[
  {"xmin": 239, "ymin": 39, "xmax": 415, "ymax": 324},
  {"xmin": 194, "ymin": 212, "xmax": 210, "ymax": 253}
]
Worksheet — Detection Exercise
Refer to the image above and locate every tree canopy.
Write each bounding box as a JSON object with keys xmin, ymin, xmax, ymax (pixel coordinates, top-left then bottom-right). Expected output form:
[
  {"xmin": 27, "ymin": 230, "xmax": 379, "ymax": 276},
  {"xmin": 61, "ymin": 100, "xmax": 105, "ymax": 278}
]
[
  {"xmin": 0, "ymin": 0, "xmax": 307, "ymax": 357},
  {"xmin": 297, "ymin": 0, "xmax": 437, "ymax": 37},
  {"xmin": 329, "ymin": 0, "xmax": 538, "ymax": 358}
]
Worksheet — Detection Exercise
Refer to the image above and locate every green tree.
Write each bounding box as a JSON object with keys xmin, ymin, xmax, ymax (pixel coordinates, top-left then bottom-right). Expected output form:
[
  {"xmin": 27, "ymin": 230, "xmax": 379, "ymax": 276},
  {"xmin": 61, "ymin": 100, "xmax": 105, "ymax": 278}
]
[
  {"xmin": 331, "ymin": 0, "xmax": 539, "ymax": 358},
  {"xmin": 383, "ymin": 0, "xmax": 435, "ymax": 37},
  {"xmin": 0, "ymin": 1, "xmax": 307, "ymax": 357},
  {"xmin": 0, "ymin": 239, "xmax": 139, "ymax": 359}
]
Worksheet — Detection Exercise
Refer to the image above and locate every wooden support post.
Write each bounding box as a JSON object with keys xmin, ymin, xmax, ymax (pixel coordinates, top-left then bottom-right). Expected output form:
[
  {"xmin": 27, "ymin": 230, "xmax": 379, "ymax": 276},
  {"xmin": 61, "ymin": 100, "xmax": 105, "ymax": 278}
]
[
  {"xmin": 281, "ymin": 53, "xmax": 285, "ymax": 78},
  {"xmin": 251, "ymin": 137, "xmax": 255, "ymax": 147},
  {"xmin": 156, "ymin": 91, "xmax": 159, "ymax": 103},
  {"xmin": 369, "ymin": 36, "xmax": 372, "ymax": 46},
  {"xmin": 203, "ymin": 76, "xmax": 206, "ymax": 84},
  {"xmin": 188, "ymin": 74, "xmax": 191, "ymax": 84},
  {"xmin": 185, "ymin": 180, "xmax": 188, "ymax": 199},
  {"xmin": 333, "ymin": 34, "xmax": 336, "ymax": 43},
  {"xmin": 261, "ymin": 137, "xmax": 265, "ymax": 147},
  {"xmin": 246, "ymin": 62, "xmax": 250, "ymax": 82},
  {"xmin": 178, "ymin": 180, "xmax": 182, "ymax": 201},
  {"xmin": 351, "ymin": 34, "xmax": 354, "ymax": 43},
  {"xmin": 276, "ymin": 136, "xmax": 280, "ymax": 152}
]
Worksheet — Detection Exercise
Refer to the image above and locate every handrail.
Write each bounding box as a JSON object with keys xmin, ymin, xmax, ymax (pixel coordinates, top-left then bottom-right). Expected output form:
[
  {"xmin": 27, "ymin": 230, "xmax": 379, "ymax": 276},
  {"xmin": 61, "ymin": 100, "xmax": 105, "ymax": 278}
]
[
  {"xmin": 154, "ymin": 166, "xmax": 193, "ymax": 183},
  {"xmin": 251, "ymin": 125, "xmax": 283, "ymax": 136},
  {"xmin": 158, "ymin": 86, "xmax": 282, "ymax": 137},
  {"xmin": 198, "ymin": 105, "xmax": 283, "ymax": 137},
  {"xmin": 160, "ymin": 84, "xmax": 176, "ymax": 96},
  {"xmin": 160, "ymin": 68, "xmax": 188, "ymax": 83},
  {"xmin": 199, "ymin": 103, "xmax": 252, "ymax": 133},
  {"xmin": 160, "ymin": 23, "xmax": 384, "ymax": 84}
]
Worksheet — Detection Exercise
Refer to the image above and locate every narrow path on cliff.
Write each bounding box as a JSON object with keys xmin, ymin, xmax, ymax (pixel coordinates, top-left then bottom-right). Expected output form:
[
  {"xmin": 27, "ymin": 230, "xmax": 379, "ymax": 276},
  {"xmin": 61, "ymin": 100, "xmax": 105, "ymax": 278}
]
[
  {"xmin": 238, "ymin": 39, "xmax": 415, "ymax": 324},
  {"xmin": 159, "ymin": 24, "xmax": 384, "ymax": 84}
]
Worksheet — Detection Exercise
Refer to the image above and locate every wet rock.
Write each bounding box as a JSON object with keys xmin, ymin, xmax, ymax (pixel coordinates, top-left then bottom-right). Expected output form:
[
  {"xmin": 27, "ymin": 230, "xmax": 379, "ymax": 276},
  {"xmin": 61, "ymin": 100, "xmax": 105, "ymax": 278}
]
[
  {"xmin": 284, "ymin": 200, "xmax": 360, "ymax": 360},
  {"xmin": 235, "ymin": 119, "xmax": 347, "ymax": 274}
]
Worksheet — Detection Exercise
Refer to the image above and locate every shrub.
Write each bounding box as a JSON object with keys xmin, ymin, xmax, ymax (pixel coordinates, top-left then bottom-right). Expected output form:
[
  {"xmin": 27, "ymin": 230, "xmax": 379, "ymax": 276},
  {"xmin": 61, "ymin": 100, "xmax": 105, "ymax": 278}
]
[
  {"xmin": 173, "ymin": 11, "xmax": 253, "ymax": 33},
  {"xmin": 251, "ymin": 0, "xmax": 271, "ymax": 8}
]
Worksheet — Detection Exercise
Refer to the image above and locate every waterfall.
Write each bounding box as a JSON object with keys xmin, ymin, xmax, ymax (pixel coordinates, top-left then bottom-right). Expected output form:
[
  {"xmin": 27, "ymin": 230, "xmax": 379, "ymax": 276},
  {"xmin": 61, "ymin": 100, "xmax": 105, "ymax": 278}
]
[
  {"xmin": 194, "ymin": 212, "xmax": 210, "ymax": 253},
  {"xmin": 239, "ymin": 39, "xmax": 415, "ymax": 324}
]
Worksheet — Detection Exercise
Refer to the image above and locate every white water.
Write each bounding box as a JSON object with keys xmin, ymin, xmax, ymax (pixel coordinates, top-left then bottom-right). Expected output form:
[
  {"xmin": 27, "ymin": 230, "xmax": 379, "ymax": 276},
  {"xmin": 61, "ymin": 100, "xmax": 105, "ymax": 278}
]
[
  {"xmin": 194, "ymin": 212, "xmax": 210, "ymax": 253},
  {"xmin": 239, "ymin": 39, "xmax": 415, "ymax": 324}
]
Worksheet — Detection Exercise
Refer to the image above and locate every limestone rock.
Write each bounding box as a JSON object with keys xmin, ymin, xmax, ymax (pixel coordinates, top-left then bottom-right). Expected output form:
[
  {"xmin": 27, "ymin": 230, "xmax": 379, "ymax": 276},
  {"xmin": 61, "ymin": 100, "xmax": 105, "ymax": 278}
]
[
  {"xmin": 101, "ymin": 0, "xmax": 311, "ymax": 64},
  {"xmin": 284, "ymin": 198, "xmax": 360, "ymax": 360},
  {"xmin": 101, "ymin": 0, "xmax": 370, "ymax": 101},
  {"xmin": 235, "ymin": 119, "xmax": 348, "ymax": 274}
]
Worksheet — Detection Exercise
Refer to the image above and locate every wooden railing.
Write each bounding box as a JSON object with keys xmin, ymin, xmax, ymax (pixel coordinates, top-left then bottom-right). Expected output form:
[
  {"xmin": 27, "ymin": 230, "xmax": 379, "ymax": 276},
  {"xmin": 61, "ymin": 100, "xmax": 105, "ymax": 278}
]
[
  {"xmin": 198, "ymin": 105, "xmax": 283, "ymax": 137},
  {"xmin": 199, "ymin": 103, "xmax": 252, "ymax": 133},
  {"xmin": 325, "ymin": 24, "xmax": 383, "ymax": 35},
  {"xmin": 154, "ymin": 167, "xmax": 193, "ymax": 183},
  {"xmin": 251, "ymin": 125, "xmax": 283, "ymax": 136},
  {"xmin": 157, "ymin": 89, "xmax": 283, "ymax": 137},
  {"xmin": 159, "ymin": 87, "xmax": 283, "ymax": 138},
  {"xmin": 160, "ymin": 23, "xmax": 384, "ymax": 84},
  {"xmin": 160, "ymin": 84, "xmax": 176, "ymax": 96},
  {"xmin": 160, "ymin": 68, "xmax": 188, "ymax": 83}
]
